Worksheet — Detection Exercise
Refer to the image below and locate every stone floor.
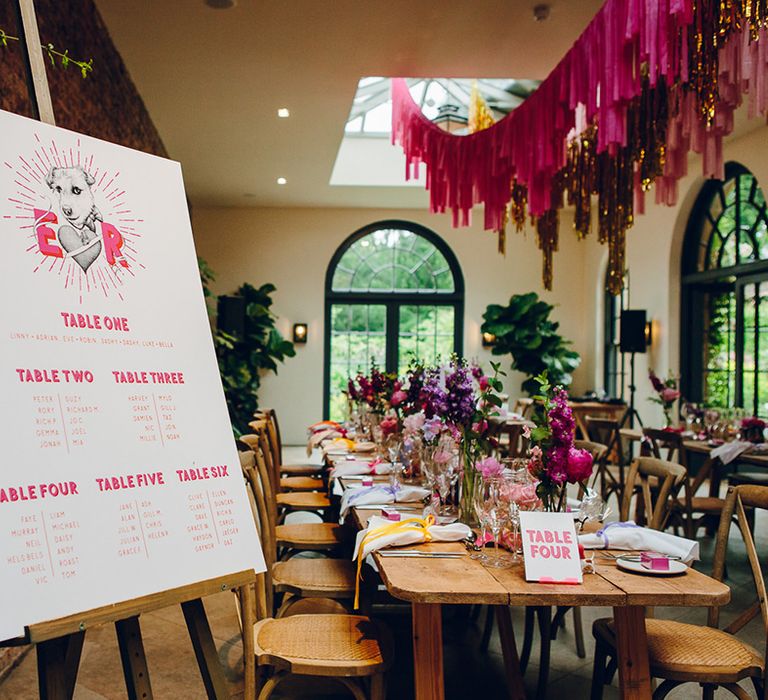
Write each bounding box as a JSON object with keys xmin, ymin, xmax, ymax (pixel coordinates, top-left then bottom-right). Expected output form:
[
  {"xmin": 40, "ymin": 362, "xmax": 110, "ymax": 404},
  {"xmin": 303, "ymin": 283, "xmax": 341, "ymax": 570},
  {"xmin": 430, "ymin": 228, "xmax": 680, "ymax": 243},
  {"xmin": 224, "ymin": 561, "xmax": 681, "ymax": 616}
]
[{"xmin": 1, "ymin": 448, "xmax": 765, "ymax": 699}]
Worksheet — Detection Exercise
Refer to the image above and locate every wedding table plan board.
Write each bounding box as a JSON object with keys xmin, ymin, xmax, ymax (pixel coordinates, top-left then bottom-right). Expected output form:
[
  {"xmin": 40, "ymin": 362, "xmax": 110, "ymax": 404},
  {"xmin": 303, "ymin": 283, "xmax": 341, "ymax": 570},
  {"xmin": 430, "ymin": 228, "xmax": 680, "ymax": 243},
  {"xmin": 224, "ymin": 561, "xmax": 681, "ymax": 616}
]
[{"xmin": 0, "ymin": 109, "xmax": 264, "ymax": 642}]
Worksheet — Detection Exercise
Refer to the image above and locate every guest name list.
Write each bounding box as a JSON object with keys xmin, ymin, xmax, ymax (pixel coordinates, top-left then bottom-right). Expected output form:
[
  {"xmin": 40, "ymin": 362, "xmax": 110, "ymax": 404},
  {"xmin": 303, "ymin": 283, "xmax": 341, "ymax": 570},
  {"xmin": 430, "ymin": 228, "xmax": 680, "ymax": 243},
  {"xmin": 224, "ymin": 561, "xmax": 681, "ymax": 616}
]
[{"xmin": 0, "ymin": 110, "xmax": 264, "ymax": 641}]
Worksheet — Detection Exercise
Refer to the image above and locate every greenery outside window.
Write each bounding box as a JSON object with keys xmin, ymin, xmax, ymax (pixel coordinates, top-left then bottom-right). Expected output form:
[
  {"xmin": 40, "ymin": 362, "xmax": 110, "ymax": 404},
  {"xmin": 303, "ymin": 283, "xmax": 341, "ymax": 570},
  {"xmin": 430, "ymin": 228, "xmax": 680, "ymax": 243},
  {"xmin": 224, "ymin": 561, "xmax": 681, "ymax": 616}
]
[
  {"xmin": 324, "ymin": 221, "xmax": 464, "ymax": 421},
  {"xmin": 681, "ymin": 162, "xmax": 768, "ymax": 415}
]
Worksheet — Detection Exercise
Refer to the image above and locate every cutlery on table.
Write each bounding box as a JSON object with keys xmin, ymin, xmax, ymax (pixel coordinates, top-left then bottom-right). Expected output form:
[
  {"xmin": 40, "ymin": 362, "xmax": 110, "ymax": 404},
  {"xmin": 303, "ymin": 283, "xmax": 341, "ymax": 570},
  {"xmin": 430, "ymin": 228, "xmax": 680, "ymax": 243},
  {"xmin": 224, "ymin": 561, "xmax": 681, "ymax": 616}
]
[{"xmin": 377, "ymin": 550, "xmax": 465, "ymax": 558}]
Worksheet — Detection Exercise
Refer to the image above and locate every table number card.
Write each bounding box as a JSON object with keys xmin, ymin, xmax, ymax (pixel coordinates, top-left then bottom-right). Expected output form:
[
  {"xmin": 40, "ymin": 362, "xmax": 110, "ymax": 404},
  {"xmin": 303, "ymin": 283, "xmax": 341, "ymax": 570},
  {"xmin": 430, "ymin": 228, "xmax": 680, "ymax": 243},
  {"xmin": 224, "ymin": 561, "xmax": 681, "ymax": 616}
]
[
  {"xmin": 0, "ymin": 110, "xmax": 264, "ymax": 641},
  {"xmin": 519, "ymin": 511, "xmax": 582, "ymax": 584}
]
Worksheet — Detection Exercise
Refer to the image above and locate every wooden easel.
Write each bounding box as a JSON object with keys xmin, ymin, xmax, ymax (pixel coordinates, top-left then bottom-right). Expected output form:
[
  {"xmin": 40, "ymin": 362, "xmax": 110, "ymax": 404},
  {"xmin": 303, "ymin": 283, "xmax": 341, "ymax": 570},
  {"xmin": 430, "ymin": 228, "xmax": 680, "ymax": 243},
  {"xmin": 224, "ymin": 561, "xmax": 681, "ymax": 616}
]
[
  {"xmin": 1, "ymin": 3, "xmax": 259, "ymax": 699},
  {"xmin": 1, "ymin": 571, "xmax": 257, "ymax": 700}
]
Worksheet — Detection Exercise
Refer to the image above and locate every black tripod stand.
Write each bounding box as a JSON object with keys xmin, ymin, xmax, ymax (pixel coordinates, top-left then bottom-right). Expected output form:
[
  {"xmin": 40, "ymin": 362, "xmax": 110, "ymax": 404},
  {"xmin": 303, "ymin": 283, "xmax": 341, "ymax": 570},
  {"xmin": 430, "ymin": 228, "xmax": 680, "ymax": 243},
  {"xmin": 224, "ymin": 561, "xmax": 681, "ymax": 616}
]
[{"xmin": 619, "ymin": 351, "xmax": 644, "ymax": 430}]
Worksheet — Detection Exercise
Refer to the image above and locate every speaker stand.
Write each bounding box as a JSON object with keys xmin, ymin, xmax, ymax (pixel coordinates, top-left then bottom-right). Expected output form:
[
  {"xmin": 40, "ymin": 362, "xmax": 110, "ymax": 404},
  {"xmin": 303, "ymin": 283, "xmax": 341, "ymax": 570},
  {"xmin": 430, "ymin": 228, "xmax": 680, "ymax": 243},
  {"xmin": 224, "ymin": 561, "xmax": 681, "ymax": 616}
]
[{"xmin": 620, "ymin": 352, "xmax": 644, "ymax": 431}]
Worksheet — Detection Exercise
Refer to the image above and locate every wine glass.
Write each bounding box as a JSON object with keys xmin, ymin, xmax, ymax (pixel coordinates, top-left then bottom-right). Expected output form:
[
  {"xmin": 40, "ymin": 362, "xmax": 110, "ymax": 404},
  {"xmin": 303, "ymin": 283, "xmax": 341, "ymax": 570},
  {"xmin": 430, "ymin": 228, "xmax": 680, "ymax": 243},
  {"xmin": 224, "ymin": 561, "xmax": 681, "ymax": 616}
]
[
  {"xmin": 476, "ymin": 475, "xmax": 510, "ymax": 568},
  {"xmin": 503, "ymin": 469, "xmax": 540, "ymax": 560}
]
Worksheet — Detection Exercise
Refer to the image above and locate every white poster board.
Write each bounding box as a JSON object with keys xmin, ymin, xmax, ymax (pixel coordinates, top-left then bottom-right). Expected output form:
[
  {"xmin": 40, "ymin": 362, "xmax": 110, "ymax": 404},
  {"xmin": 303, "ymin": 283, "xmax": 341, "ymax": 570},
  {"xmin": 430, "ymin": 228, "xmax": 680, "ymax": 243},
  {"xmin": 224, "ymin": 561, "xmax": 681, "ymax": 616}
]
[{"xmin": 0, "ymin": 110, "xmax": 265, "ymax": 641}]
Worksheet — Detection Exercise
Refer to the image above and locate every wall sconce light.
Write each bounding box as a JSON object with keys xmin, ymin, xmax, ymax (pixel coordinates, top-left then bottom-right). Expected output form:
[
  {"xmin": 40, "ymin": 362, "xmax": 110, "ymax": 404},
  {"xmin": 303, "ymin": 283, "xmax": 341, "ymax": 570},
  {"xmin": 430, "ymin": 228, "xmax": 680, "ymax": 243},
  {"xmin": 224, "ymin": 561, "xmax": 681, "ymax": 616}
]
[
  {"xmin": 644, "ymin": 320, "xmax": 653, "ymax": 347},
  {"xmin": 292, "ymin": 323, "xmax": 308, "ymax": 344},
  {"xmin": 482, "ymin": 331, "xmax": 497, "ymax": 348}
]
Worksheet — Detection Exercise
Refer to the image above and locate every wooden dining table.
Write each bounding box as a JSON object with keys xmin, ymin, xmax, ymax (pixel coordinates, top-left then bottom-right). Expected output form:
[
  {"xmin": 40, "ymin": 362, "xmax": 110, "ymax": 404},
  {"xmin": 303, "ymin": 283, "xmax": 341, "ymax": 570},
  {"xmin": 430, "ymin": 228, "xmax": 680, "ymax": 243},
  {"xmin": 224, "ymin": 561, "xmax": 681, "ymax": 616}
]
[{"xmin": 331, "ymin": 465, "xmax": 731, "ymax": 700}]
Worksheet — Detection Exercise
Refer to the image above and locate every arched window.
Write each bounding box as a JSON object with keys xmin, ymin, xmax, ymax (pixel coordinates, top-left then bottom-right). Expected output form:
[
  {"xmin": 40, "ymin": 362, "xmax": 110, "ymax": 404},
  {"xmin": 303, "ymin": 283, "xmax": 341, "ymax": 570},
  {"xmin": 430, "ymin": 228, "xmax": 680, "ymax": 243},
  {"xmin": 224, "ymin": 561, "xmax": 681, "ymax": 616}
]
[
  {"xmin": 681, "ymin": 162, "xmax": 768, "ymax": 415},
  {"xmin": 324, "ymin": 221, "xmax": 464, "ymax": 420}
]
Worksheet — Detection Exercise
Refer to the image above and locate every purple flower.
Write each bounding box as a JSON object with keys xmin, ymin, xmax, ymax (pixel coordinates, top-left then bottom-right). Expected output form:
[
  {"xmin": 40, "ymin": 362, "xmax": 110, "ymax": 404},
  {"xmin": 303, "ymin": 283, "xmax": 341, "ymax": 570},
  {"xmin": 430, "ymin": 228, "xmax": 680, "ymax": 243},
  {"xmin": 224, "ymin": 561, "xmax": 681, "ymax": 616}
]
[
  {"xmin": 443, "ymin": 359, "xmax": 476, "ymax": 428},
  {"xmin": 422, "ymin": 416, "xmax": 444, "ymax": 442}
]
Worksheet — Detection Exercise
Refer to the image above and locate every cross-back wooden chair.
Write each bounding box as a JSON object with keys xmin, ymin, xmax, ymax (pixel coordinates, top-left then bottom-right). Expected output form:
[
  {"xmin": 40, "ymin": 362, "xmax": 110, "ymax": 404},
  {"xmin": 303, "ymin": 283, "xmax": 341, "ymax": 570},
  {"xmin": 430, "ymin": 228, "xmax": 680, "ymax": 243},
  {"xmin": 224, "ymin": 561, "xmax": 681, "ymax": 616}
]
[
  {"xmin": 252, "ymin": 411, "xmax": 325, "ymax": 492},
  {"xmin": 585, "ymin": 416, "xmax": 629, "ymax": 508},
  {"xmin": 641, "ymin": 428, "xmax": 686, "ymax": 465},
  {"xmin": 257, "ymin": 407, "xmax": 326, "ymax": 478},
  {"xmin": 619, "ymin": 456, "xmax": 687, "ymax": 531},
  {"xmin": 238, "ymin": 446, "xmax": 363, "ymax": 618},
  {"xmin": 240, "ymin": 424, "xmax": 352, "ymax": 558},
  {"xmin": 592, "ymin": 484, "xmax": 768, "ymax": 700},
  {"xmin": 242, "ymin": 421, "xmax": 334, "ymax": 519},
  {"xmin": 237, "ymin": 447, "xmax": 391, "ymax": 700},
  {"xmin": 512, "ymin": 397, "xmax": 535, "ymax": 419}
]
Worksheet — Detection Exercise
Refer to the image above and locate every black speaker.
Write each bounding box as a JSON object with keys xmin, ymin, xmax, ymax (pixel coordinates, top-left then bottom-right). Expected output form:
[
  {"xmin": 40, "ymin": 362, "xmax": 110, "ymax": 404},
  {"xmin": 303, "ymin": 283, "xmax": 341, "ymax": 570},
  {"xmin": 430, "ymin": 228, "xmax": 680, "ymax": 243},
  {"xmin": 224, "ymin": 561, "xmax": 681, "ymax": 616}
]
[
  {"xmin": 620, "ymin": 309, "xmax": 647, "ymax": 354},
  {"xmin": 217, "ymin": 295, "xmax": 246, "ymax": 338}
]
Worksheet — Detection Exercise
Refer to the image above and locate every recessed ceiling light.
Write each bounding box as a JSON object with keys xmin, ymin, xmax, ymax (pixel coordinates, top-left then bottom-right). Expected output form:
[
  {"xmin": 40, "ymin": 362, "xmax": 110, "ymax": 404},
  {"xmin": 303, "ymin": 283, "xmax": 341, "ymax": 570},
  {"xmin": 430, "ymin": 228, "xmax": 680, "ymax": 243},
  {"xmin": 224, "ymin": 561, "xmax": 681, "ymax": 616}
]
[
  {"xmin": 205, "ymin": 0, "xmax": 236, "ymax": 8},
  {"xmin": 276, "ymin": 177, "xmax": 287, "ymax": 185},
  {"xmin": 277, "ymin": 108, "xmax": 290, "ymax": 118}
]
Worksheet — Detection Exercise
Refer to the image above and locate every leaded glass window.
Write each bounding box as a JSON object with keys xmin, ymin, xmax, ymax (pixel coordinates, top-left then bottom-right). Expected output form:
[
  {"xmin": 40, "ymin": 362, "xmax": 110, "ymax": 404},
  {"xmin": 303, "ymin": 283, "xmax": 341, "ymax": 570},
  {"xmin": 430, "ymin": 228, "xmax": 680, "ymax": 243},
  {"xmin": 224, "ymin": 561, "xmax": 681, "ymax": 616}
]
[
  {"xmin": 325, "ymin": 222, "xmax": 464, "ymax": 420},
  {"xmin": 682, "ymin": 163, "xmax": 768, "ymax": 416}
]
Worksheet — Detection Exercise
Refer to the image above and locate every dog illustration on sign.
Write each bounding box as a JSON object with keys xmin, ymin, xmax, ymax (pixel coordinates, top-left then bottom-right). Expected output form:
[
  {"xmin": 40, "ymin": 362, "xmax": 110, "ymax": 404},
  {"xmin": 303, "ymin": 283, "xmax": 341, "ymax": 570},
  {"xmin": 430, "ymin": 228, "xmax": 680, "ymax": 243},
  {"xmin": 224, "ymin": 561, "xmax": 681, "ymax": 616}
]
[{"xmin": 45, "ymin": 165, "xmax": 104, "ymax": 272}]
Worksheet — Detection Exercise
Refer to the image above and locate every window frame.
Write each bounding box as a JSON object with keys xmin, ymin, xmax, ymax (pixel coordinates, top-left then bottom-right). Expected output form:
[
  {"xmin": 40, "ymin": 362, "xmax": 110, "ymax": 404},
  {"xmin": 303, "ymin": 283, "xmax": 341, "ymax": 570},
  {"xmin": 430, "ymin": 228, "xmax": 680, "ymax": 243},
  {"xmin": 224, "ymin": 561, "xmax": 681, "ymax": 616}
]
[
  {"xmin": 681, "ymin": 162, "xmax": 768, "ymax": 414},
  {"xmin": 323, "ymin": 220, "xmax": 465, "ymax": 419}
]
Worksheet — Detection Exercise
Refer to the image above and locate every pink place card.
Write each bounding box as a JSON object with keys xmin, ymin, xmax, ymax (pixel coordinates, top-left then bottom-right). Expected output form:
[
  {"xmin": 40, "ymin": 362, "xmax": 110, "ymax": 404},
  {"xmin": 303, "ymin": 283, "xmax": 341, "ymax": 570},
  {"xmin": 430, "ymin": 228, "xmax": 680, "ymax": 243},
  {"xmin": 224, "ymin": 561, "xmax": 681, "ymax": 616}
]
[{"xmin": 519, "ymin": 511, "xmax": 583, "ymax": 584}]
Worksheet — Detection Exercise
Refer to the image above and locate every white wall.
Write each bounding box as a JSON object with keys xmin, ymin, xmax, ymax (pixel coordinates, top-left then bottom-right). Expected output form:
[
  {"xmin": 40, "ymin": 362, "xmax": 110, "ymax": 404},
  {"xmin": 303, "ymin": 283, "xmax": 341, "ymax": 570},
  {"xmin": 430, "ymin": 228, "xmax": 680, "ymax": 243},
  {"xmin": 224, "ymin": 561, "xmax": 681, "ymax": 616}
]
[{"xmin": 192, "ymin": 206, "xmax": 593, "ymax": 443}]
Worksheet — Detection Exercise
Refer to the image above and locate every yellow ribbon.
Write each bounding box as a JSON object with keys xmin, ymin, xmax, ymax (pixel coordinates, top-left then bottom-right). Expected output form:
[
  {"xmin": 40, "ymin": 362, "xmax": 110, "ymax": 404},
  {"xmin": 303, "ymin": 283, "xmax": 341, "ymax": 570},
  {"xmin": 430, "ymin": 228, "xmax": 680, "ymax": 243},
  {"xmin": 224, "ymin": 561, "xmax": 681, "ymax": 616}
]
[{"xmin": 354, "ymin": 514, "xmax": 435, "ymax": 609}]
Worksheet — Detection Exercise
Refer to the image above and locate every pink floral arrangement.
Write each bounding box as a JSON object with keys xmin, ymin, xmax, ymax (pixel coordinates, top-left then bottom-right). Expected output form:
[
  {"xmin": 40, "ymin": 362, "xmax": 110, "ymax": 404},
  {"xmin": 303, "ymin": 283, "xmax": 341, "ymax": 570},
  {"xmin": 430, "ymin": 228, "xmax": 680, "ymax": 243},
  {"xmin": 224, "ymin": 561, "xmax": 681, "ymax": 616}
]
[{"xmin": 525, "ymin": 373, "xmax": 594, "ymax": 511}]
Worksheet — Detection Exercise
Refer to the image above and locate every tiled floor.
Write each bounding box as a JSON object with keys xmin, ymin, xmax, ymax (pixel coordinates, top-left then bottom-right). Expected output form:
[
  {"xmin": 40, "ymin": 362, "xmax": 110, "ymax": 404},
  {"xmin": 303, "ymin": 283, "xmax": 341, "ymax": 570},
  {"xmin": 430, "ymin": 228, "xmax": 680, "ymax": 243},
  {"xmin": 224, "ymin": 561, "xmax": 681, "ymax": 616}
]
[{"xmin": 1, "ymin": 448, "xmax": 765, "ymax": 699}]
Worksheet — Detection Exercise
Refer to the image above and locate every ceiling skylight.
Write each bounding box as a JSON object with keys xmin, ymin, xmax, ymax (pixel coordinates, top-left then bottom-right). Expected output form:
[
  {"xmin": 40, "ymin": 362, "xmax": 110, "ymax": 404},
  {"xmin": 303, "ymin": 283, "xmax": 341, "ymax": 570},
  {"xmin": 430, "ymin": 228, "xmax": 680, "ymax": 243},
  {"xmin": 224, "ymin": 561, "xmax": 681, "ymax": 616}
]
[{"xmin": 345, "ymin": 77, "xmax": 541, "ymax": 136}]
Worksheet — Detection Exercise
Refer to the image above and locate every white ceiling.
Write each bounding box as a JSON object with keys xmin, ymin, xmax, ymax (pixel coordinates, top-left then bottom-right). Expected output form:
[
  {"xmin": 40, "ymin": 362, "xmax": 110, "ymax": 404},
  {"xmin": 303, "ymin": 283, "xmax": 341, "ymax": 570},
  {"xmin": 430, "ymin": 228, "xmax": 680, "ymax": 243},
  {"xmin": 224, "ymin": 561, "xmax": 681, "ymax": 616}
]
[{"xmin": 94, "ymin": 0, "xmax": 606, "ymax": 209}]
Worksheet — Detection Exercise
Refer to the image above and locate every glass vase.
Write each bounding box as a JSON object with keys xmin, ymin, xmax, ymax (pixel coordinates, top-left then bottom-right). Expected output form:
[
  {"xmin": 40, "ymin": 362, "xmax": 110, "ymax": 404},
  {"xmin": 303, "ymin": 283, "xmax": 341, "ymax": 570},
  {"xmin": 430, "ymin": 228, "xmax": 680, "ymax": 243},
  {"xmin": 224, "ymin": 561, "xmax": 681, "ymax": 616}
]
[{"xmin": 458, "ymin": 441, "xmax": 479, "ymax": 527}]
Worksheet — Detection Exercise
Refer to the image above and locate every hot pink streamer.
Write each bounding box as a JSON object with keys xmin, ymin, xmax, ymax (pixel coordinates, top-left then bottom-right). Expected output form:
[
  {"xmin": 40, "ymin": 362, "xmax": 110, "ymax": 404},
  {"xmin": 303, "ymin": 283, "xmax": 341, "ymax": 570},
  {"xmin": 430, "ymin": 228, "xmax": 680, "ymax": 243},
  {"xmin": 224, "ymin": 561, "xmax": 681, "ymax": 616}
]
[{"xmin": 390, "ymin": 0, "xmax": 768, "ymax": 231}]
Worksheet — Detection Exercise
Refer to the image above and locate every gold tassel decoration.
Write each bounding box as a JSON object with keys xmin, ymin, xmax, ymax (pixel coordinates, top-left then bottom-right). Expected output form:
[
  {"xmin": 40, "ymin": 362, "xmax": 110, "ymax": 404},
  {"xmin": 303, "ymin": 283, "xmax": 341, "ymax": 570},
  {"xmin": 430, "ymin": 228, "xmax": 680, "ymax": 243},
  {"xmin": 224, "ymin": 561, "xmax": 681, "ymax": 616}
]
[
  {"xmin": 468, "ymin": 81, "xmax": 495, "ymax": 134},
  {"xmin": 535, "ymin": 209, "xmax": 559, "ymax": 291},
  {"xmin": 510, "ymin": 182, "xmax": 528, "ymax": 233}
]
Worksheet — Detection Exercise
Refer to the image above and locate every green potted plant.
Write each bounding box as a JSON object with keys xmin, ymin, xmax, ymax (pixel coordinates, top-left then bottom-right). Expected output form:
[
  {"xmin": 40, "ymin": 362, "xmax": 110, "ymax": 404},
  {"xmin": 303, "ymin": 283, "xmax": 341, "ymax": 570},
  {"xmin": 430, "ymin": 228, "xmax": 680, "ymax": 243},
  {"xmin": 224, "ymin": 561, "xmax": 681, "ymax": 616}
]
[
  {"xmin": 198, "ymin": 259, "xmax": 295, "ymax": 434},
  {"xmin": 481, "ymin": 292, "xmax": 580, "ymax": 395}
]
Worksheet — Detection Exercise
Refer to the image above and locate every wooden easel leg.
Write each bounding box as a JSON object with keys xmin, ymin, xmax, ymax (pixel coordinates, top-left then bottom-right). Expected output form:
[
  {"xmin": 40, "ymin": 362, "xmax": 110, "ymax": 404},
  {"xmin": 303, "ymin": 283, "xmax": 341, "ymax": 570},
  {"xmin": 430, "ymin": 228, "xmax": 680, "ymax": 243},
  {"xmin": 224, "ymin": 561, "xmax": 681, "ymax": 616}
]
[
  {"xmin": 115, "ymin": 616, "xmax": 153, "ymax": 700},
  {"xmin": 37, "ymin": 631, "xmax": 85, "ymax": 700},
  {"xmin": 181, "ymin": 597, "xmax": 231, "ymax": 700},
  {"xmin": 240, "ymin": 584, "xmax": 257, "ymax": 700}
]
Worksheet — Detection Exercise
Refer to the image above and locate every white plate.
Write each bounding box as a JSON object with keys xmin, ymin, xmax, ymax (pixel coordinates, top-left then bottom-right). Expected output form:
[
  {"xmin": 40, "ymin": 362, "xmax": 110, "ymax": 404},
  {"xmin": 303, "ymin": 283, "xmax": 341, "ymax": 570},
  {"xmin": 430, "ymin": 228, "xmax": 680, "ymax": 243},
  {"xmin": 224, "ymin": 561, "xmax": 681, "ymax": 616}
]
[{"xmin": 616, "ymin": 557, "xmax": 688, "ymax": 576}]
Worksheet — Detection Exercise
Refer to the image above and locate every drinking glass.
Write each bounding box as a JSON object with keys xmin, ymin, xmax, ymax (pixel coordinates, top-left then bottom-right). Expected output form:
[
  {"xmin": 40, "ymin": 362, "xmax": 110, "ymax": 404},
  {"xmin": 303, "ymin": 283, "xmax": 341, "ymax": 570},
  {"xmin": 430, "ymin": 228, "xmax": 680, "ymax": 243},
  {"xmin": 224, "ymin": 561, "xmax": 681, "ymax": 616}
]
[
  {"xmin": 476, "ymin": 475, "xmax": 511, "ymax": 568},
  {"xmin": 503, "ymin": 469, "xmax": 540, "ymax": 560}
]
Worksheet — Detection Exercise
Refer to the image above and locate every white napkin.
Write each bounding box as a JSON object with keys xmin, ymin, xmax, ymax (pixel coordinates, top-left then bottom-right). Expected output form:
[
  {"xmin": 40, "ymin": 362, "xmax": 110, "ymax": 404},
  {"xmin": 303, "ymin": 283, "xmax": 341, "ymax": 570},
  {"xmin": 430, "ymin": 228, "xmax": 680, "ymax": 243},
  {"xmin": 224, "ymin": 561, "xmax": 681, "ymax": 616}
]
[
  {"xmin": 340, "ymin": 484, "xmax": 430, "ymax": 517},
  {"xmin": 711, "ymin": 440, "xmax": 754, "ymax": 465},
  {"xmin": 353, "ymin": 515, "xmax": 472, "ymax": 560},
  {"xmin": 330, "ymin": 460, "xmax": 394, "ymax": 478},
  {"xmin": 307, "ymin": 428, "xmax": 342, "ymax": 455},
  {"xmin": 578, "ymin": 521, "xmax": 699, "ymax": 563}
]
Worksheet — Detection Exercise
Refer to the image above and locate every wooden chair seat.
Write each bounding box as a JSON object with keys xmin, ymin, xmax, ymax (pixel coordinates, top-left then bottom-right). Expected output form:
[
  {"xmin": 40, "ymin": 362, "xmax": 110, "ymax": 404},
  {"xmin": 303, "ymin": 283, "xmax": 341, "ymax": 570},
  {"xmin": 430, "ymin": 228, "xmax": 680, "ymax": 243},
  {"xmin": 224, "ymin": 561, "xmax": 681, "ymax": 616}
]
[
  {"xmin": 594, "ymin": 617, "xmax": 764, "ymax": 683},
  {"xmin": 276, "ymin": 491, "xmax": 331, "ymax": 511},
  {"xmin": 280, "ymin": 475, "xmax": 324, "ymax": 492},
  {"xmin": 272, "ymin": 558, "xmax": 356, "ymax": 598},
  {"xmin": 275, "ymin": 522, "xmax": 350, "ymax": 549},
  {"xmin": 253, "ymin": 613, "xmax": 390, "ymax": 677},
  {"xmin": 689, "ymin": 495, "xmax": 726, "ymax": 512},
  {"xmin": 281, "ymin": 463, "xmax": 325, "ymax": 476}
]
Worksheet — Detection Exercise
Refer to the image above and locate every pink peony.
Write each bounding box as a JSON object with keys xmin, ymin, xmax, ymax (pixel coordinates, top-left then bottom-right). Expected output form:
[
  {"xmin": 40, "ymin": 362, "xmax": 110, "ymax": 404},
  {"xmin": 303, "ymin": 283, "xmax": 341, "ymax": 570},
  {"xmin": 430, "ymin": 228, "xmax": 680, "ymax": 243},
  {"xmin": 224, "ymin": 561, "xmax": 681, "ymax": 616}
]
[
  {"xmin": 660, "ymin": 388, "xmax": 680, "ymax": 403},
  {"xmin": 476, "ymin": 456, "xmax": 504, "ymax": 479},
  {"xmin": 390, "ymin": 390, "xmax": 407, "ymax": 407},
  {"xmin": 403, "ymin": 412, "xmax": 426, "ymax": 436},
  {"xmin": 565, "ymin": 447, "xmax": 594, "ymax": 484},
  {"xmin": 380, "ymin": 415, "xmax": 399, "ymax": 437}
]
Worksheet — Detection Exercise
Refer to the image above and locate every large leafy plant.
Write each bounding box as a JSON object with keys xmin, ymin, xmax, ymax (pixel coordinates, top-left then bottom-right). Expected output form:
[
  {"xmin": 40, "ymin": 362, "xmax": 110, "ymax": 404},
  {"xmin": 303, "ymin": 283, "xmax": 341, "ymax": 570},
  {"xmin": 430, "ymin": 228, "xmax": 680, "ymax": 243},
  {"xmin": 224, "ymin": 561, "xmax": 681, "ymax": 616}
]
[
  {"xmin": 481, "ymin": 292, "xmax": 580, "ymax": 396},
  {"xmin": 198, "ymin": 259, "xmax": 294, "ymax": 434}
]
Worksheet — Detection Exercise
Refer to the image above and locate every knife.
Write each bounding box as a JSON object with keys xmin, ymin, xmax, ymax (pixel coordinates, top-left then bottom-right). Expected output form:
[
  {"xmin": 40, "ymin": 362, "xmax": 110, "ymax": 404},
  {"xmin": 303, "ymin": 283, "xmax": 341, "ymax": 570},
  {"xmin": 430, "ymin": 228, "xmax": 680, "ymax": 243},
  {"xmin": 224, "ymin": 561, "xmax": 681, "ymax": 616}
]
[{"xmin": 377, "ymin": 550, "xmax": 465, "ymax": 558}]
